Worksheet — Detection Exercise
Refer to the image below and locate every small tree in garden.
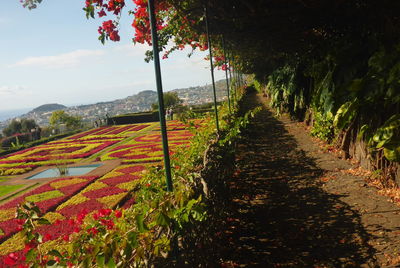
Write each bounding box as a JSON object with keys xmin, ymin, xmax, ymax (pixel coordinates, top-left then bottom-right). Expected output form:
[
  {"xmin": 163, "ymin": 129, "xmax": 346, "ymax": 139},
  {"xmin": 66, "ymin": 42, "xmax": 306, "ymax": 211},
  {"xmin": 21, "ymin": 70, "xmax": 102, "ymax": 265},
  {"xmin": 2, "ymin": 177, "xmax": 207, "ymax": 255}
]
[
  {"xmin": 2, "ymin": 119, "xmax": 38, "ymax": 137},
  {"xmin": 151, "ymin": 91, "xmax": 182, "ymax": 111},
  {"xmin": 49, "ymin": 110, "xmax": 82, "ymax": 131}
]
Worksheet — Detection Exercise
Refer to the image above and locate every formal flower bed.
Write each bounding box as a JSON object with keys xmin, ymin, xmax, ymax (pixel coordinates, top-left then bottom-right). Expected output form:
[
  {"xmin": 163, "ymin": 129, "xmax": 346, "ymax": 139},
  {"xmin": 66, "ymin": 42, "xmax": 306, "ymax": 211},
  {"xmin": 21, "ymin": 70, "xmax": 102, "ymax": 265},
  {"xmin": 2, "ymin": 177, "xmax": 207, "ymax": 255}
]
[
  {"xmin": 152, "ymin": 119, "xmax": 206, "ymax": 131},
  {"xmin": 55, "ymin": 164, "xmax": 147, "ymax": 218},
  {"xmin": 67, "ymin": 124, "xmax": 154, "ymax": 140},
  {"xmin": 0, "ymin": 119, "xmax": 214, "ymax": 265},
  {"xmin": 100, "ymin": 130, "xmax": 194, "ymax": 163},
  {"xmin": 0, "ymin": 176, "xmax": 98, "ymax": 244},
  {"xmin": 0, "ymin": 164, "xmax": 149, "ymax": 260},
  {"xmin": 0, "ymin": 139, "xmax": 122, "ymax": 175}
]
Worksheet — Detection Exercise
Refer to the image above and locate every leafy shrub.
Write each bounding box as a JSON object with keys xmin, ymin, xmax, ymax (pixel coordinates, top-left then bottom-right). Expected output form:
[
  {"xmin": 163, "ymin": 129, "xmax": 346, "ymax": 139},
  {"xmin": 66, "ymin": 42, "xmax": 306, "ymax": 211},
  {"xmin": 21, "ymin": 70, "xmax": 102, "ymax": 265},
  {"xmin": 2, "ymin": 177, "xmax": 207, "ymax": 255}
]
[{"xmin": 1, "ymin": 133, "xmax": 32, "ymax": 149}]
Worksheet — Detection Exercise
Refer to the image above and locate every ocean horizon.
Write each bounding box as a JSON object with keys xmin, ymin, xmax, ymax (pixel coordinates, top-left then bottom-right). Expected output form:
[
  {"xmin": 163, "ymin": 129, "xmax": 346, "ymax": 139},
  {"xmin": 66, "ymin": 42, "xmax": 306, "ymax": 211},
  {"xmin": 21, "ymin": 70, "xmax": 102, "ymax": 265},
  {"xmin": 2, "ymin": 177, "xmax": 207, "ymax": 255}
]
[{"xmin": 0, "ymin": 108, "xmax": 33, "ymax": 122}]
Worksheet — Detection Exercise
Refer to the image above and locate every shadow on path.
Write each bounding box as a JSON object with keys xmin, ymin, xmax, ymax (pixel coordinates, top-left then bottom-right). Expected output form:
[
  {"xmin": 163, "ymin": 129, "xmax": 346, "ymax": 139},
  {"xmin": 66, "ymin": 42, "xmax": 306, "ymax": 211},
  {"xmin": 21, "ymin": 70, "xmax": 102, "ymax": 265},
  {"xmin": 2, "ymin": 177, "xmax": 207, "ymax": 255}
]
[{"xmin": 218, "ymin": 91, "xmax": 377, "ymax": 267}]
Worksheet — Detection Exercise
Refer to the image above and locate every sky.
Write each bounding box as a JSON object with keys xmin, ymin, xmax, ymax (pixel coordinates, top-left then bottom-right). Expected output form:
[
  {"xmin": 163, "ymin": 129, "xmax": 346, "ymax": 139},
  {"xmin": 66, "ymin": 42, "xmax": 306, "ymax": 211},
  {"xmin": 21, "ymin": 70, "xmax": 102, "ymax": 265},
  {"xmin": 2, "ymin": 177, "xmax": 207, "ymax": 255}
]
[{"xmin": 0, "ymin": 1, "xmax": 225, "ymax": 112}]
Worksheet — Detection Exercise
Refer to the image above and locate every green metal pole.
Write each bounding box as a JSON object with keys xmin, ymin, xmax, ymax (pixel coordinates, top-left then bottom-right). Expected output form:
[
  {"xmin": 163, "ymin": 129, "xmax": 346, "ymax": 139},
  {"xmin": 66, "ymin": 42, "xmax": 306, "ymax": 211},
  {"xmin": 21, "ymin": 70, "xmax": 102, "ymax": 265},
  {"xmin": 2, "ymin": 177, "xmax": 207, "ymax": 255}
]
[
  {"xmin": 227, "ymin": 53, "xmax": 234, "ymax": 105},
  {"xmin": 222, "ymin": 35, "xmax": 231, "ymax": 113},
  {"xmin": 148, "ymin": 0, "xmax": 173, "ymax": 192},
  {"xmin": 204, "ymin": 5, "xmax": 220, "ymax": 133}
]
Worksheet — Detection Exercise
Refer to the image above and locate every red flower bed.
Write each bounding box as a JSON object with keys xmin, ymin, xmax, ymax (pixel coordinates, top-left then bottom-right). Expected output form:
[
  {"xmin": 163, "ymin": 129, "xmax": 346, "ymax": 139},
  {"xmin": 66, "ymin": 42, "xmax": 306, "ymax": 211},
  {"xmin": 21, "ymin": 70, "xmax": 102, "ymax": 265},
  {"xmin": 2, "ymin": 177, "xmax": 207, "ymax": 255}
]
[
  {"xmin": 133, "ymin": 130, "xmax": 194, "ymax": 143},
  {"xmin": 0, "ymin": 176, "xmax": 98, "ymax": 242},
  {"xmin": 82, "ymin": 186, "xmax": 125, "ymax": 199},
  {"xmin": 57, "ymin": 199, "xmax": 104, "ymax": 218},
  {"xmin": 0, "ymin": 140, "xmax": 121, "ymax": 166},
  {"xmin": 100, "ymin": 174, "xmax": 139, "ymax": 187},
  {"xmin": 67, "ymin": 124, "xmax": 151, "ymax": 140},
  {"xmin": 67, "ymin": 127, "xmax": 108, "ymax": 140},
  {"xmin": 152, "ymin": 119, "xmax": 206, "ymax": 131},
  {"xmin": 36, "ymin": 218, "xmax": 76, "ymax": 241},
  {"xmin": 56, "ymin": 164, "xmax": 146, "ymax": 219}
]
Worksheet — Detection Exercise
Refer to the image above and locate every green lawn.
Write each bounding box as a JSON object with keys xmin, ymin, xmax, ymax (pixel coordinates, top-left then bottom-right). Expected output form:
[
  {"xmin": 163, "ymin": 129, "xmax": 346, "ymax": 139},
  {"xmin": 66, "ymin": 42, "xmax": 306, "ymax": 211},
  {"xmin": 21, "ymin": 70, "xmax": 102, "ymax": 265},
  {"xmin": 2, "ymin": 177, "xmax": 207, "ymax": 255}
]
[{"xmin": 0, "ymin": 185, "xmax": 24, "ymax": 198}]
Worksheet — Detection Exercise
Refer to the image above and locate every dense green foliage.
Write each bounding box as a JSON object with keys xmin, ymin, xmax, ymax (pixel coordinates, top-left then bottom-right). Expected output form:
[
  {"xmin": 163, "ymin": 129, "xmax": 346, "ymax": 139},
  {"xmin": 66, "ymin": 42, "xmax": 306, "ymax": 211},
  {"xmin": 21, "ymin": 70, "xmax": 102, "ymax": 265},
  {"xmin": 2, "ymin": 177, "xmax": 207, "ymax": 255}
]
[
  {"xmin": 2, "ymin": 119, "xmax": 38, "ymax": 137},
  {"xmin": 151, "ymin": 92, "xmax": 183, "ymax": 111},
  {"xmin": 49, "ymin": 111, "xmax": 83, "ymax": 131}
]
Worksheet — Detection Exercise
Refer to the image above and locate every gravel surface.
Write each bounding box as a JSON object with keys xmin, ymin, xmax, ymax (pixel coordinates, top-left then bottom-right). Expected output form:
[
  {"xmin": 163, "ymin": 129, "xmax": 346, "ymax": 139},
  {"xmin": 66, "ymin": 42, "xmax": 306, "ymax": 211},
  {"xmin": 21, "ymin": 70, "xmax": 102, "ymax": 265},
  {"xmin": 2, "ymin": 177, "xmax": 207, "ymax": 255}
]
[{"xmin": 217, "ymin": 91, "xmax": 400, "ymax": 268}]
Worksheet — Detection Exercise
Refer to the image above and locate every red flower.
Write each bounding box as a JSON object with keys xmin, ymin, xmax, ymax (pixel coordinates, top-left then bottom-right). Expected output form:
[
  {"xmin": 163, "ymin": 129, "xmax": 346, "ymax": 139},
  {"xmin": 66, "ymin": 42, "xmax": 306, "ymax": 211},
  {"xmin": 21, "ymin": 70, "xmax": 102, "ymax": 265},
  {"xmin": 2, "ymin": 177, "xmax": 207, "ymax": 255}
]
[
  {"xmin": 87, "ymin": 227, "xmax": 99, "ymax": 235},
  {"xmin": 98, "ymin": 208, "xmax": 112, "ymax": 217},
  {"xmin": 68, "ymin": 219, "xmax": 75, "ymax": 226},
  {"xmin": 114, "ymin": 210, "xmax": 122, "ymax": 218},
  {"xmin": 24, "ymin": 241, "xmax": 36, "ymax": 253},
  {"xmin": 44, "ymin": 233, "xmax": 52, "ymax": 242},
  {"xmin": 73, "ymin": 226, "xmax": 80, "ymax": 233},
  {"xmin": 16, "ymin": 219, "xmax": 25, "ymax": 225},
  {"xmin": 54, "ymin": 219, "xmax": 62, "ymax": 225},
  {"xmin": 16, "ymin": 225, "xmax": 23, "ymax": 231},
  {"xmin": 98, "ymin": 9, "xmax": 107, "ymax": 17},
  {"xmin": 107, "ymin": 222, "xmax": 115, "ymax": 230},
  {"xmin": 109, "ymin": 30, "xmax": 120, "ymax": 41},
  {"xmin": 100, "ymin": 219, "xmax": 115, "ymax": 230},
  {"xmin": 62, "ymin": 234, "xmax": 70, "ymax": 242},
  {"xmin": 4, "ymin": 253, "xmax": 18, "ymax": 266},
  {"xmin": 77, "ymin": 209, "xmax": 88, "ymax": 224},
  {"xmin": 93, "ymin": 213, "xmax": 100, "ymax": 220},
  {"xmin": 102, "ymin": 20, "xmax": 115, "ymax": 34},
  {"xmin": 107, "ymin": 1, "xmax": 115, "ymax": 10}
]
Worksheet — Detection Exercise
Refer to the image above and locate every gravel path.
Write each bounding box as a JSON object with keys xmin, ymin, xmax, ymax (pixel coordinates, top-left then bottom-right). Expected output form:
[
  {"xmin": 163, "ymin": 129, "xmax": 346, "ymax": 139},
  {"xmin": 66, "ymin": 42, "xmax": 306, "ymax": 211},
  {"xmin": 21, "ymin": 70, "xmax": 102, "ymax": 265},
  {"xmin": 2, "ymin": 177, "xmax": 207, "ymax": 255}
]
[{"xmin": 217, "ymin": 91, "xmax": 400, "ymax": 267}]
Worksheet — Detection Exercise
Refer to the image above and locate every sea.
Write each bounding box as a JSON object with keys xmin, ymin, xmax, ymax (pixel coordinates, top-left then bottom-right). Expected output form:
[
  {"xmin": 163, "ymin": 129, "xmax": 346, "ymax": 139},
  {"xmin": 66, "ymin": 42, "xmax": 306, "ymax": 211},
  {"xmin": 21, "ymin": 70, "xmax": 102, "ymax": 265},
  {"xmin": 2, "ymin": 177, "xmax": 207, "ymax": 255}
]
[{"xmin": 0, "ymin": 108, "xmax": 32, "ymax": 122}]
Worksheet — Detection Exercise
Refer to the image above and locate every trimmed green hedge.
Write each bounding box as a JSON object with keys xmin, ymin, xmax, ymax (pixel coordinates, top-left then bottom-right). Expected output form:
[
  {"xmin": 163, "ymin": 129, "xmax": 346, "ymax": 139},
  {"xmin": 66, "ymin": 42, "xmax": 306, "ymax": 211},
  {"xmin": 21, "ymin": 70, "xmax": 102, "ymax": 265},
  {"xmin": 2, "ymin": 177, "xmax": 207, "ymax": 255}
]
[{"xmin": 107, "ymin": 111, "xmax": 159, "ymax": 125}]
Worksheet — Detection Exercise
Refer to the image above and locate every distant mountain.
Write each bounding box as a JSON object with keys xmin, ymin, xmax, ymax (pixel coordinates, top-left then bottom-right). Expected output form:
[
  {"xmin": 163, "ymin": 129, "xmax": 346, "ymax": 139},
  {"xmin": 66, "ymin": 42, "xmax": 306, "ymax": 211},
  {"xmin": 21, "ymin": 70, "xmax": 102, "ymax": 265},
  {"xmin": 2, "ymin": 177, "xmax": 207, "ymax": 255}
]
[
  {"xmin": 31, "ymin": 103, "xmax": 66, "ymax": 113},
  {"xmin": 0, "ymin": 79, "xmax": 228, "ymax": 130}
]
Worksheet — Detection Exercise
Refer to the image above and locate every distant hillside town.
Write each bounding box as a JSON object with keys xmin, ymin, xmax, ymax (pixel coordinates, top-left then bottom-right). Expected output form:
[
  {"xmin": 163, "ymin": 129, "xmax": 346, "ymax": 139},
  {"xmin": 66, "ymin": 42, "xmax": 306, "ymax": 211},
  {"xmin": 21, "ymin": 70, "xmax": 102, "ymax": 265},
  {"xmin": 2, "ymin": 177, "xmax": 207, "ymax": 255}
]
[{"xmin": 0, "ymin": 79, "xmax": 228, "ymax": 132}]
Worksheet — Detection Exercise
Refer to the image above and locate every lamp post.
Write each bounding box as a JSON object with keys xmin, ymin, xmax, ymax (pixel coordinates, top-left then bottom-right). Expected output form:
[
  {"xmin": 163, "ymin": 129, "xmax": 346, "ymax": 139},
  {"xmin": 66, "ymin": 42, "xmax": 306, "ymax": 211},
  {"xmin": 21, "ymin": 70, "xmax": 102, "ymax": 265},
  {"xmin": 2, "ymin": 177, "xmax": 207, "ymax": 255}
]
[
  {"xmin": 148, "ymin": 0, "xmax": 173, "ymax": 192},
  {"xmin": 222, "ymin": 35, "xmax": 231, "ymax": 113},
  {"xmin": 204, "ymin": 5, "xmax": 220, "ymax": 133}
]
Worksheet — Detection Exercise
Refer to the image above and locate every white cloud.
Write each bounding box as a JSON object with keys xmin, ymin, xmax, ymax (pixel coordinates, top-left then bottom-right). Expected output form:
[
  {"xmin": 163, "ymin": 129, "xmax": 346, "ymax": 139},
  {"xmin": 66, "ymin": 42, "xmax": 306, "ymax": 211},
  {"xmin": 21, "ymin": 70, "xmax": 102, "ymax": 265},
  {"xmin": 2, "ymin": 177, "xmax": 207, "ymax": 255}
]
[
  {"xmin": 113, "ymin": 43, "xmax": 151, "ymax": 57},
  {"xmin": 10, "ymin": 49, "xmax": 106, "ymax": 69},
  {"xmin": 0, "ymin": 85, "xmax": 31, "ymax": 97}
]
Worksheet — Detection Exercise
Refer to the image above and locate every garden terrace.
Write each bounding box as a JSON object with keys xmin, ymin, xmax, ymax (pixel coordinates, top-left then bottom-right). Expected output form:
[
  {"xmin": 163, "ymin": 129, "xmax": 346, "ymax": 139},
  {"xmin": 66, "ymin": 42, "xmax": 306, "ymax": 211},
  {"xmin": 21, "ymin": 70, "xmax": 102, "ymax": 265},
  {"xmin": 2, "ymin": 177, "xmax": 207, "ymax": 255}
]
[{"xmin": 0, "ymin": 119, "xmax": 208, "ymax": 263}]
